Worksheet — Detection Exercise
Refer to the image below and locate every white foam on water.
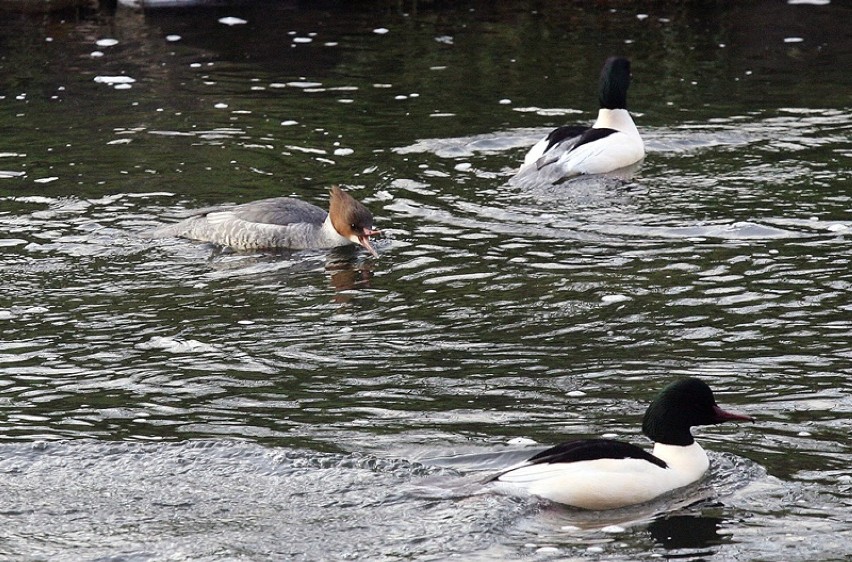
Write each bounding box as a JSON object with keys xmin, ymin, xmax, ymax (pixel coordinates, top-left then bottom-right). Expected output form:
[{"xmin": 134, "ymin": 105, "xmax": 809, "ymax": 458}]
[{"xmin": 219, "ymin": 17, "xmax": 247, "ymax": 26}]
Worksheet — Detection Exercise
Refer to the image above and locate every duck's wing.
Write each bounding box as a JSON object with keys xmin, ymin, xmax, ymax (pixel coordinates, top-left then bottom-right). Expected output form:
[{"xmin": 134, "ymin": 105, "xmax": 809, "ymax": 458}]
[
  {"xmin": 522, "ymin": 125, "xmax": 590, "ymax": 166},
  {"xmin": 490, "ymin": 438, "xmax": 666, "ymax": 483},
  {"xmin": 511, "ymin": 125, "xmax": 607, "ymax": 187},
  {"xmin": 526, "ymin": 438, "xmax": 666, "ymax": 467},
  {"xmin": 225, "ymin": 197, "xmax": 327, "ymax": 226},
  {"xmin": 534, "ymin": 127, "xmax": 618, "ymax": 170},
  {"xmin": 543, "ymin": 125, "xmax": 592, "ymax": 153}
]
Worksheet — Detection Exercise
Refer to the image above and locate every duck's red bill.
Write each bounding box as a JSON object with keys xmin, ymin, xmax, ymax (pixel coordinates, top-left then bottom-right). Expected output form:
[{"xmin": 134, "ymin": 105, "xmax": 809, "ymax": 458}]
[{"xmin": 712, "ymin": 404, "xmax": 754, "ymax": 423}]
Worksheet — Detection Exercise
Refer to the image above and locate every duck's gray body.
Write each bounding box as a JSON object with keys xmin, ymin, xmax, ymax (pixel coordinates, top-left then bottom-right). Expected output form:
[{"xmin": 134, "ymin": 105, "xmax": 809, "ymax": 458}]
[{"xmin": 153, "ymin": 197, "xmax": 350, "ymax": 251}]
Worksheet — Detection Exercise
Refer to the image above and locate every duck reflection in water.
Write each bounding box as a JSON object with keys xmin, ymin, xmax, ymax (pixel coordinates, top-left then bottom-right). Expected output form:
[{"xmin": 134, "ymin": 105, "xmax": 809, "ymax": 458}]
[
  {"xmin": 648, "ymin": 514, "xmax": 727, "ymax": 551},
  {"xmin": 165, "ymin": 243, "xmax": 376, "ymax": 300},
  {"xmin": 327, "ymin": 252, "xmax": 375, "ymax": 301}
]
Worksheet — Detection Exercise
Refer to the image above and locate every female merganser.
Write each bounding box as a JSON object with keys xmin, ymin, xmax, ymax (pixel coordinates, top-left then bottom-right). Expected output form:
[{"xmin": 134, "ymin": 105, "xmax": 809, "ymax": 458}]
[
  {"xmin": 510, "ymin": 56, "xmax": 645, "ymax": 185},
  {"xmin": 152, "ymin": 186, "xmax": 380, "ymax": 256},
  {"xmin": 490, "ymin": 378, "xmax": 753, "ymax": 510}
]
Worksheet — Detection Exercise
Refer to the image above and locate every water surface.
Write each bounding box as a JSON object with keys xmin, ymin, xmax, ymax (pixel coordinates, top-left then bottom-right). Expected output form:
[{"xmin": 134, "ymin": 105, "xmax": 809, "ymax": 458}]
[{"xmin": 0, "ymin": 1, "xmax": 850, "ymax": 560}]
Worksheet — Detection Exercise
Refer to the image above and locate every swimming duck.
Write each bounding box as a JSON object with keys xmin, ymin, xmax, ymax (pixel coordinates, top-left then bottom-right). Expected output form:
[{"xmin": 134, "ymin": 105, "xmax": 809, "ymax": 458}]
[
  {"xmin": 490, "ymin": 378, "xmax": 753, "ymax": 510},
  {"xmin": 510, "ymin": 56, "xmax": 644, "ymax": 185},
  {"xmin": 153, "ymin": 186, "xmax": 380, "ymax": 256}
]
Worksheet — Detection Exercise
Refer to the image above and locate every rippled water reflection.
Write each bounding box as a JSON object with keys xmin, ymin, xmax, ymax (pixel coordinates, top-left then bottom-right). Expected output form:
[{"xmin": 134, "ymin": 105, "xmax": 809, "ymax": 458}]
[{"xmin": 1, "ymin": 1, "xmax": 850, "ymax": 560}]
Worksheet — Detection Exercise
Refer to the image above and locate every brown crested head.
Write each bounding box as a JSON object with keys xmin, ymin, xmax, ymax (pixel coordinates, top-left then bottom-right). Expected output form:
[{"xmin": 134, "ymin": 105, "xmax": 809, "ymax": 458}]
[{"xmin": 328, "ymin": 186, "xmax": 380, "ymax": 257}]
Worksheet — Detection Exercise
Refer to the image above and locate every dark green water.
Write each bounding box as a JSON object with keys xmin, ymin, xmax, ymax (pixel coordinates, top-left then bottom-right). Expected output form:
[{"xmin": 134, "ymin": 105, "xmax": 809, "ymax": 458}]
[{"xmin": 0, "ymin": 1, "xmax": 850, "ymax": 560}]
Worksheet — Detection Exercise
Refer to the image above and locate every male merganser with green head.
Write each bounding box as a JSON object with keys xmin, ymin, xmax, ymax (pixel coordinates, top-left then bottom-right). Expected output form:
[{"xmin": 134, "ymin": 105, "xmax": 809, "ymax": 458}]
[
  {"xmin": 491, "ymin": 378, "xmax": 753, "ymax": 510},
  {"xmin": 511, "ymin": 56, "xmax": 645, "ymax": 185}
]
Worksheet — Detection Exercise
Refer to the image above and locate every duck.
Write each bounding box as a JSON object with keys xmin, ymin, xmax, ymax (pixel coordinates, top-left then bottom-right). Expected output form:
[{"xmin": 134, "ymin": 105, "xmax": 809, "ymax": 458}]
[
  {"xmin": 489, "ymin": 378, "xmax": 753, "ymax": 510},
  {"xmin": 152, "ymin": 186, "xmax": 380, "ymax": 256},
  {"xmin": 510, "ymin": 56, "xmax": 645, "ymax": 185}
]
